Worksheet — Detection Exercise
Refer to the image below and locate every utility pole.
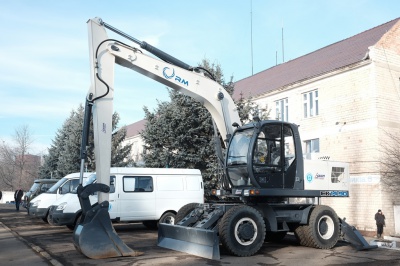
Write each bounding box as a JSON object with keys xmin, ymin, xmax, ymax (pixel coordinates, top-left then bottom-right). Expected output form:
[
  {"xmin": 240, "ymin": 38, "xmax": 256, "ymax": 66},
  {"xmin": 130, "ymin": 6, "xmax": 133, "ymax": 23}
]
[{"xmin": 250, "ymin": 0, "xmax": 254, "ymax": 75}]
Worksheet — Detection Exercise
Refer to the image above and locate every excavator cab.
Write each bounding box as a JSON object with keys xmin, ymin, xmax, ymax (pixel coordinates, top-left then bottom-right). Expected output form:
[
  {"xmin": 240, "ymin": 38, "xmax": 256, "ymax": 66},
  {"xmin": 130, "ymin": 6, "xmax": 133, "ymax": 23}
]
[{"xmin": 226, "ymin": 121, "xmax": 303, "ymax": 190}]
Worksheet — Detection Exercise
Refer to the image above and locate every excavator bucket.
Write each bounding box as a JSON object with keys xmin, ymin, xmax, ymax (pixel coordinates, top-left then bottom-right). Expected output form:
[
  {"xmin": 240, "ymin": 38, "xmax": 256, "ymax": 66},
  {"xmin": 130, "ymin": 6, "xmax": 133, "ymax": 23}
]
[
  {"xmin": 339, "ymin": 218, "xmax": 378, "ymax": 250},
  {"xmin": 73, "ymin": 183, "xmax": 143, "ymax": 259},
  {"xmin": 73, "ymin": 201, "xmax": 143, "ymax": 259},
  {"xmin": 158, "ymin": 223, "xmax": 220, "ymax": 260}
]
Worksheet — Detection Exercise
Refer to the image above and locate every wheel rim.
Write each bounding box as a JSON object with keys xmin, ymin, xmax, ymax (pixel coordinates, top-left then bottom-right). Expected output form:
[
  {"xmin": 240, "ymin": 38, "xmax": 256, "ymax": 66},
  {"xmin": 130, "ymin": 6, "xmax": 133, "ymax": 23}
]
[
  {"xmin": 234, "ymin": 217, "xmax": 258, "ymax": 246},
  {"xmin": 318, "ymin": 215, "xmax": 335, "ymax": 240},
  {"xmin": 163, "ymin": 215, "xmax": 175, "ymax": 224}
]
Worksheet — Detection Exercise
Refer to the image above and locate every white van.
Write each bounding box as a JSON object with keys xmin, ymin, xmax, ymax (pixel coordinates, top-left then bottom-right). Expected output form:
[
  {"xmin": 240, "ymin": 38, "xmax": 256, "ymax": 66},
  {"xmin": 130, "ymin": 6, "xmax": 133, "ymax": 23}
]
[
  {"xmin": 48, "ymin": 167, "xmax": 204, "ymax": 229},
  {"xmin": 28, "ymin": 172, "xmax": 92, "ymax": 222}
]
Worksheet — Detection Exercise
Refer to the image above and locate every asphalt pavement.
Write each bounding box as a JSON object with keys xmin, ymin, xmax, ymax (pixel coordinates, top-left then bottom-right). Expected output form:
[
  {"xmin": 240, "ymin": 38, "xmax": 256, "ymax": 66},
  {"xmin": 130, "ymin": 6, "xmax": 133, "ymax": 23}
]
[
  {"xmin": 1, "ymin": 203, "xmax": 400, "ymax": 266},
  {"xmin": 0, "ymin": 206, "xmax": 59, "ymax": 265}
]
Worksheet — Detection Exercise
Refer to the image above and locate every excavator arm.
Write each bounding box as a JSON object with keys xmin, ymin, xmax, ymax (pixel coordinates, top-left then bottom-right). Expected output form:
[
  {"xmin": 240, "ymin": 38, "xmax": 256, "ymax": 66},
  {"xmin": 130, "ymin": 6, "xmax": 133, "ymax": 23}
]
[{"xmin": 74, "ymin": 17, "xmax": 240, "ymax": 259}]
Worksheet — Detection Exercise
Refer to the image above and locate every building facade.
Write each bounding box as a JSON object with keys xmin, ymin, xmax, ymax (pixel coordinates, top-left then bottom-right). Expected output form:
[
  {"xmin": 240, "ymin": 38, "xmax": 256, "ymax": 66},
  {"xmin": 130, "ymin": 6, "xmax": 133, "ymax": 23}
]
[{"xmin": 234, "ymin": 18, "xmax": 400, "ymax": 235}]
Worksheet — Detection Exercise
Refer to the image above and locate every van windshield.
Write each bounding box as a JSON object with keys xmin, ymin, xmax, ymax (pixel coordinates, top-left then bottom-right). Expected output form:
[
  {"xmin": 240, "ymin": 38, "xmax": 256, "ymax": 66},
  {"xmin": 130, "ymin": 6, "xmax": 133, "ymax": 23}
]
[
  {"xmin": 47, "ymin": 178, "xmax": 67, "ymax": 193},
  {"xmin": 28, "ymin": 182, "xmax": 41, "ymax": 193}
]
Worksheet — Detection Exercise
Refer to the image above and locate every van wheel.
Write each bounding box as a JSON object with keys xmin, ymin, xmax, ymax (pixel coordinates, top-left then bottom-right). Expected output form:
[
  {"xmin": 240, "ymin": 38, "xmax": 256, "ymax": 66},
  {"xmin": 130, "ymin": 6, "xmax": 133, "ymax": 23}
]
[
  {"xmin": 219, "ymin": 205, "xmax": 266, "ymax": 257},
  {"xmin": 159, "ymin": 212, "xmax": 175, "ymax": 225},
  {"xmin": 175, "ymin": 203, "xmax": 200, "ymax": 224},
  {"xmin": 47, "ymin": 213, "xmax": 54, "ymax": 225},
  {"xmin": 42, "ymin": 212, "xmax": 49, "ymax": 223},
  {"xmin": 67, "ymin": 213, "xmax": 82, "ymax": 230}
]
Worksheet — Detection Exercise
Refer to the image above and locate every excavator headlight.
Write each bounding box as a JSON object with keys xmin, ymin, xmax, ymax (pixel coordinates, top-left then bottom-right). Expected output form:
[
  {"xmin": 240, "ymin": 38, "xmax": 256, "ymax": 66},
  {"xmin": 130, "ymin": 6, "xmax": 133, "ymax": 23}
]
[
  {"xmin": 249, "ymin": 190, "xmax": 257, "ymax": 195},
  {"xmin": 211, "ymin": 189, "xmax": 221, "ymax": 196}
]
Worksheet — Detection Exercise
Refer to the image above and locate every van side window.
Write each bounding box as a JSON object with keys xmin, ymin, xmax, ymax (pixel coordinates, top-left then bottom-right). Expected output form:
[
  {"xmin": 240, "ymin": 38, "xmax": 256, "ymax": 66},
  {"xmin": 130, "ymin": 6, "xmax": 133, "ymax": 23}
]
[{"xmin": 123, "ymin": 176, "xmax": 153, "ymax": 192}]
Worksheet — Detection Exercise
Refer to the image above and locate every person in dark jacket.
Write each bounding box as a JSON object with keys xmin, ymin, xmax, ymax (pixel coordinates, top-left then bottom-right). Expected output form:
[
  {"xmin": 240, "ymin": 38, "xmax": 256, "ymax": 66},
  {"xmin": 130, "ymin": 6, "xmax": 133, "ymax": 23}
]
[
  {"xmin": 374, "ymin": 209, "xmax": 386, "ymax": 239},
  {"xmin": 14, "ymin": 188, "xmax": 23, "ymax": 211}
]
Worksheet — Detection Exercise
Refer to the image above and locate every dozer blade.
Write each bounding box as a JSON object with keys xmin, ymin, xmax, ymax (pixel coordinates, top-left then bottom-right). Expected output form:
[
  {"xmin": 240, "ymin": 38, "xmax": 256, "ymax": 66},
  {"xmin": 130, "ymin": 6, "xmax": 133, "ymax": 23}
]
[
  {"xmin": 158, "ymin": 223, "xmax": 220, "ymax": 260},
  {"xmin": 339, "ymin": 218, "xmax": 378, "ymax": 250},
  {"xmin": 73, "ymin": 202, "xmax": 143, "ymax": 259}
]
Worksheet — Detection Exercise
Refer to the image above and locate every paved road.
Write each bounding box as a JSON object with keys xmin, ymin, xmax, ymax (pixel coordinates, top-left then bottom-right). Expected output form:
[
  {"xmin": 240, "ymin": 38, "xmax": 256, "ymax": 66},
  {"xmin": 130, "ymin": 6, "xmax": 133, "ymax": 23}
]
[{"xmin": 1, "ymin": 203, "xmax": 400, "ymax": 265}]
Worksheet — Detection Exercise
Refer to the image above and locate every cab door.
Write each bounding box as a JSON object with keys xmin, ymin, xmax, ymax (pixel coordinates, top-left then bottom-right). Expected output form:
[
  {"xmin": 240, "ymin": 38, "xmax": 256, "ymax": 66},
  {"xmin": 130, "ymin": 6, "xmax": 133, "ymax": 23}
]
[{"xmin": 252, "ymin": 123, "xmax": 298, "ymax": 189}]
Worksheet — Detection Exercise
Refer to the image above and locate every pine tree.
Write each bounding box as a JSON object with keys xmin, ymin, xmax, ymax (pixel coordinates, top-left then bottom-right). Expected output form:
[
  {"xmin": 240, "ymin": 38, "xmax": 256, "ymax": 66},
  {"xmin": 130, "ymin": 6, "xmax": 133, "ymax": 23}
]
[{"xmin": 39, "ymin": 104, "xmax": 133, "ymax": 178}]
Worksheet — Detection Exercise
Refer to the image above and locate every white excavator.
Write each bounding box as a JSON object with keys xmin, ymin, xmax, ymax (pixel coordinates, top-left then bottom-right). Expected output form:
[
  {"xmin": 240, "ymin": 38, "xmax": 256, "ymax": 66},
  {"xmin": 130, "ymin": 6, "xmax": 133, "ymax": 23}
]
[{"xmin": 73, "ymin": 17, "xmax": 376, "ymax": 260}]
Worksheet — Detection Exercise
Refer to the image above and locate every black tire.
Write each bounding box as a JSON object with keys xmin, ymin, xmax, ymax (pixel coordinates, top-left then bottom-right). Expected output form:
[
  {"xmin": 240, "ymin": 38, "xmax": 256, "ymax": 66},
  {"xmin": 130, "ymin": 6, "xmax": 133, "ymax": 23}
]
[
  {"xmin": 219, "ymin": 205, "xmax": 266, "ymax": 257},
  {"xmin": 175, "ymin": 203, "xmax": 200, "ymax": 224},
  {"xmin": 302, "ymin": 205, "xmax": 340, "ymax": 249},
  {"xmin": 294, "ymin": 225, "xmax": 309, "ymax": 246},
  {"xmin": 67, "ymin": 213, "xmax": 82, "ymax": 231},
  {"xmin": 47, "ymin": 212, "xmax": 54, "ymax": 225},
  {"xmin": 159, "ymin": 212, "xmax": 175, "ymax": 225},
  {"xmin": 42, "ymin": 211, "xmax": 49, "ymax": 223}
]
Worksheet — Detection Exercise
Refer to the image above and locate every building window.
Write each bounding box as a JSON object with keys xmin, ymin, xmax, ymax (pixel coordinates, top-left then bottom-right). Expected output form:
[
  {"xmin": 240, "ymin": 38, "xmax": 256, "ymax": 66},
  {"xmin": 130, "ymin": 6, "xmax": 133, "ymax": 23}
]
[
  {"xmin": 275, "ymin": 98, "xmax": 288, "ymax": 121},
  {"xmin": 305, "ymin": 138, "xmax": 320, "ymax": 154},
  {"xmin": 303, "ymin": 90, "xmax": 318, "ymax": 118}
]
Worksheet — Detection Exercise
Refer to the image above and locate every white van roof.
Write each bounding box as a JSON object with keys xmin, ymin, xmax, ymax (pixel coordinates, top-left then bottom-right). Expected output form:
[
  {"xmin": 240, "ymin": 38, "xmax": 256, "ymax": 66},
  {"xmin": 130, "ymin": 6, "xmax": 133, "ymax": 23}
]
[
  {"xmin": 108, "ymin": 167, "xmax": 201, "ymax": 175},
  {"xmin": 63, "ymin": 172, "xmax": 93, "ymax": 179}
]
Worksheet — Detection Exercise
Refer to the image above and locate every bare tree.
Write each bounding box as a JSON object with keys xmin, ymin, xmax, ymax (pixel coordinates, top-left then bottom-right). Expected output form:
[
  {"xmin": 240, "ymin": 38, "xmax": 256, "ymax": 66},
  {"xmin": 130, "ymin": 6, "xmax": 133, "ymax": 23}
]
[
  {"xmin": 0, "ymin": 142, "xmax": 17, "ymax": 190},
  {"xmin": 379, "ymin": 129, "xmax": 400, "ymax": 192},
  {"xmin": 0, "ymin": 125, "xmax": 39, "ymax": 191}
]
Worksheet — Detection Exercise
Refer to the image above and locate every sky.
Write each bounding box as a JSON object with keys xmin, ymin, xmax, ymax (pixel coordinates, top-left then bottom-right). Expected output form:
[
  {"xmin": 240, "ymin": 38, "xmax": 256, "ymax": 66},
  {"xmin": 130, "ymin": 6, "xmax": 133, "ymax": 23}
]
[{"xmin": 0, "ymin": 0, "xmax": 399, "ymax": 155}]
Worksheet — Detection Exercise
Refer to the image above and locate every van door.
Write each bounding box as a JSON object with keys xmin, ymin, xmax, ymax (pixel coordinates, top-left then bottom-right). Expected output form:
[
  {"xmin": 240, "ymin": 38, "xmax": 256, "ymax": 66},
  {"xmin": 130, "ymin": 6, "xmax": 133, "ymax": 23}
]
[{"xmin": 110, "ymin": 175, "xmax": 156, "ymax": 221}]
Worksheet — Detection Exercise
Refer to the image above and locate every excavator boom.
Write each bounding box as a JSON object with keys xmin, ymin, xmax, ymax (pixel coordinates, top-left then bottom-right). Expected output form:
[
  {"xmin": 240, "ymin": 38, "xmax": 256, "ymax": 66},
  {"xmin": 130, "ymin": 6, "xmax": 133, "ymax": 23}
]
[{"xmin": 74, "ymin": 17, "xmax": 240, "ymax": 259}]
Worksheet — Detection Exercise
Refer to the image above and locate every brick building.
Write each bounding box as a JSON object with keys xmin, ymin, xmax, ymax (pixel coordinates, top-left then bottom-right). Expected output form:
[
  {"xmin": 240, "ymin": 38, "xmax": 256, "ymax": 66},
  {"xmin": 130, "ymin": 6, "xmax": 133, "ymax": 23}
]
[{"xmin": 124, "ymin": 18, "xmax": 400, "ymax": 235}]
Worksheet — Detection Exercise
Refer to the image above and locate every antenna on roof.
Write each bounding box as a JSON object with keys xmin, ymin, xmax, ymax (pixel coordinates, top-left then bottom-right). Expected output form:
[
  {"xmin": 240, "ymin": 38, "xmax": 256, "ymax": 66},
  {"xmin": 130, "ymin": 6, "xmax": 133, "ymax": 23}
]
[{"xmin": 250, "ymin": 0, "xmax": 254, "ymax": 75}]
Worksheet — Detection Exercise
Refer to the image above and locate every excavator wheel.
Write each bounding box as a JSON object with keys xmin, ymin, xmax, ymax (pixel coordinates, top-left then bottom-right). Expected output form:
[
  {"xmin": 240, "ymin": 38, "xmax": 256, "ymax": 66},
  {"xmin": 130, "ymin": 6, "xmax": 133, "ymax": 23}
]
[
  {"xmin": 301, "ymin": 205, "xmax": 340, "ymax": 249},
  {"xmin": 219, "ymin": 205, "xmax": 266, "ymax": 257},
  {"xmin": 294, "ymin": 225, "xmax": 309, "ymax": 246},
  {"xmin": 175, "ymin": 203, "xmax": 201, "ymax": 224}
]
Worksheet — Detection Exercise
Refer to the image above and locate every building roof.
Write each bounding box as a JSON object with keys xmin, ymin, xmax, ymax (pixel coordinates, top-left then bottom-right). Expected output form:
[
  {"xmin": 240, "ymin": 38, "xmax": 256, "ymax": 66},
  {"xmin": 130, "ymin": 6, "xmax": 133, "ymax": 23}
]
[
  {"xmin": 233, "ymin": 18, "xmax": 400, "ymax": 100},
  {"xmin": 124, "ymin": 119, "xmax": 147, "ymax": 138}
]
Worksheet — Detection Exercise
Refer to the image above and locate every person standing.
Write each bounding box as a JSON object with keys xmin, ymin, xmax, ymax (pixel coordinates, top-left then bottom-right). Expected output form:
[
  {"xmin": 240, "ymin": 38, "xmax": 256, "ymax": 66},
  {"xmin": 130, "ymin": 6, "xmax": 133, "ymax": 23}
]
[
  {"xmin": 14, "ymin": 188, "xmax": 23, "ymax": 211},
  {"xmin": 374, "ymin": 209, "xmax": 386, "ymax": 239}
]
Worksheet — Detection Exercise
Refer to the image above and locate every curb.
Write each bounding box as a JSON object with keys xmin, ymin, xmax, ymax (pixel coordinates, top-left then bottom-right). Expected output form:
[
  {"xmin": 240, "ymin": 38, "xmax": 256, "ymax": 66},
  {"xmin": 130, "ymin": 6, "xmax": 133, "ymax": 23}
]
[{"xmin": 0, "ymin": 222, "xmax": 63, "ymax": 266}]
